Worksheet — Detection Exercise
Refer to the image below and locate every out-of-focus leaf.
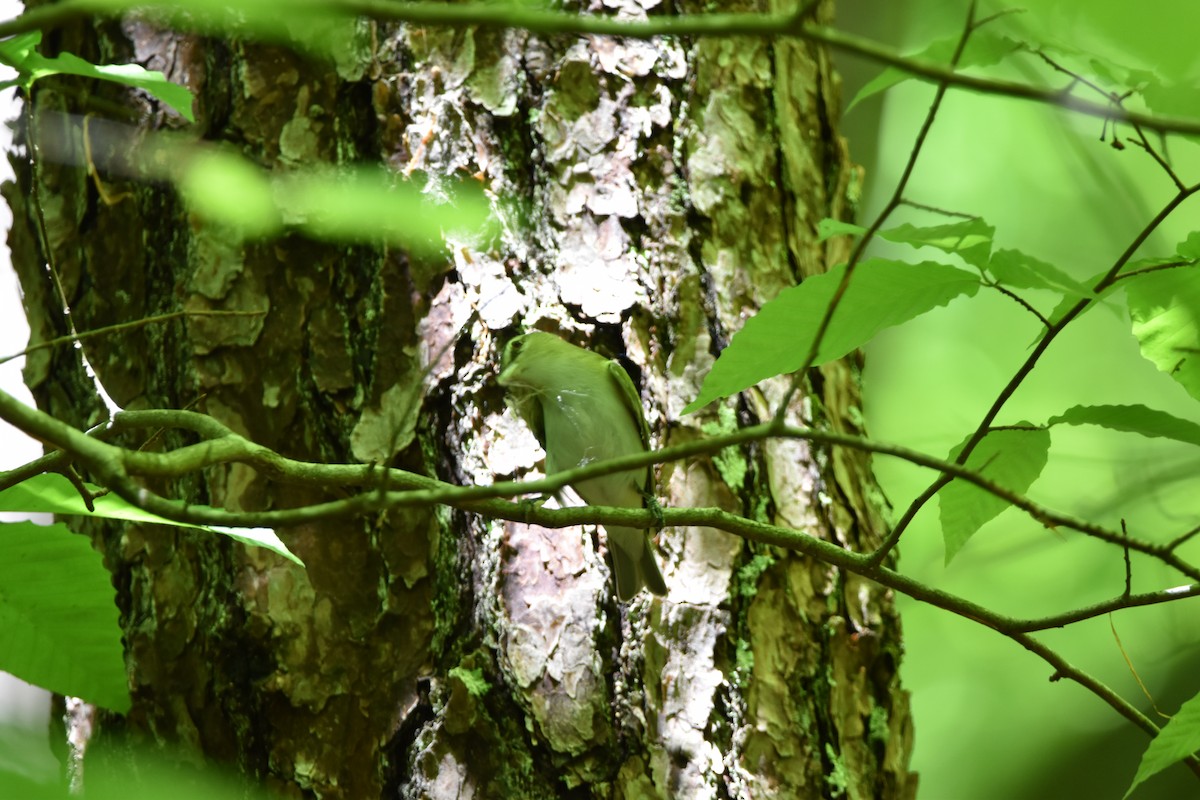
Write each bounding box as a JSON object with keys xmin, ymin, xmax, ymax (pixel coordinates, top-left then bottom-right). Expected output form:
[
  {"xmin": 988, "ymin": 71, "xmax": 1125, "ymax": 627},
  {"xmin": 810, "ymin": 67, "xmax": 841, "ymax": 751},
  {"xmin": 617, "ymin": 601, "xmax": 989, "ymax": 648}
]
[
  {"xmin": 178, "ymin": 149, "xmax": 281, "ymax": 237},
  {"xmin": 0, "ymin": 744, "xmax": 282, "ymax": 798},
  {"xmin": 274, "ymin": 167, "xmax": 494, "ymax": 253},
  {"xmin": 1127, "ymin": 68, "xmax": 1200, "ymax": 125},
  {"xmin": 683, "ymin": 259, "xmax": 980, "ymax": 413},
  {"xmin": 173, "ymin": 149, "xmax": 494, "ymax": 250},
  {"xmin": 1049, "ymin": 404, "xmax": 1200, "ymax": 447},
  {"xmin": 848, "ymin": 31, "xmax": 1022, "ymax": 111},
  {"xmin": 938, "ymin": 426, "xmax": 1050, "ymax": 563},
  {"xmin": 1032, "ymin": 265, "xmax": 1131, "ymax": 343},
  {"xmin": 59, "ymin": 0, "xmax": 357, "ymax": 56},
  {"xmin": 0, "ymin": 520, "xmax": 128, "ymax": 712}
]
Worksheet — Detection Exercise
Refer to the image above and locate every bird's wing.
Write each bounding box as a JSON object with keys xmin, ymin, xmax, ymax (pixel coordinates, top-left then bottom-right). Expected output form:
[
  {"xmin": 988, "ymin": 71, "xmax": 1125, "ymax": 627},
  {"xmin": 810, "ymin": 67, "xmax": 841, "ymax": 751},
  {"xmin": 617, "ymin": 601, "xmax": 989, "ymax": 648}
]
[
  {"xmin": 508, "ymin": 388, "xmax": 547, "ymax": 450},
  {"xmin": 606, "ymin": 359, "xmax": 652, "ymax": 495}
]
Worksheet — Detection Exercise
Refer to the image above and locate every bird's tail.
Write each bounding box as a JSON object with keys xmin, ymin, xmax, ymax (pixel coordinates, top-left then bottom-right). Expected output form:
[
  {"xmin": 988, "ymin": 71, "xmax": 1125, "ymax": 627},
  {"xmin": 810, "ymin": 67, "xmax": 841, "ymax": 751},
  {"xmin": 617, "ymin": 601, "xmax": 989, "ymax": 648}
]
[{"xmin": 608, "ymin": 526, "xmax": 667, "ymax": 601}]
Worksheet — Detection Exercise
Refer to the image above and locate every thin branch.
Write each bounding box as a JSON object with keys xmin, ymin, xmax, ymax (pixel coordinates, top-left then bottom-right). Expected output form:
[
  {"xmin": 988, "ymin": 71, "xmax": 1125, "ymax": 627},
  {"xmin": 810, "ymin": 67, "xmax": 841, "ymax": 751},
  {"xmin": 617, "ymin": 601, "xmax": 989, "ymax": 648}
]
[
  {"xmin": 3, "ymin": 1, "xmax": 1200, "ymax": 137},
  {"xmin": 6, "ymin": 396, "xmax": 1198, "ymax": 635},
  {"xmin": 1015, "ymin": 584, "xmax": 1200, "ymax": 632},
  {"xmin": 1035, "ymin": 49, "xmax": 1186, "ymax": 191},
  {"xmin": 883, "ymin": 180, "xmax": 1200, "ymax": 565},
  {"xmin": 3, "ymin": 395, "xmax": 1199, "ymax": 583},
  {"xmin": 1126, "ymin": 130, "xmax": 1184, "ymax": 191},
  {"xmin": 1122, "ymin": 519, "xmax": 1133, "ymax": 597},
  {"xmin": 773, "ymin": 1, "xmax": 982, "ymax": 422},
  {"xmin": 3, "ymin": 395, "xmax": 1199, "ymax": 751},
  {"xmin": 0, "ymin": 310, "xmax": 268, "ymax": 366},
  {"xmin": 809, "ymin": 2, "xmax": 986, "ymax": 558},
  {"xmin": 1166, "ymin": 523, "xmax": 1200, "ymax": 553},
  {"xmin": 897, "ymin": 199, "xmax": 978, "ymax": 219},
  {"xmin": 985, "ymin": 281, "xmax": 1051, "ymax": 328},
  {"xmin": 1014, "ymin": 630, "xmax": 1164, "ymax": 744},
  {"xmin": 1111, "ymin": 259, "xmax": 1197, "ymax": 284}
]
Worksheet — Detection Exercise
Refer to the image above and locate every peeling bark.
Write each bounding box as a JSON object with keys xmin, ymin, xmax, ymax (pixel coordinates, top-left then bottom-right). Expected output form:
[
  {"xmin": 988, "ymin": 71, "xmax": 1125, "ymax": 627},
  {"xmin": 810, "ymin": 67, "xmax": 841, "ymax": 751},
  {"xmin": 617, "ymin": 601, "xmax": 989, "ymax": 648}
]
[{"xmin": 9, "ymin": 1, "xmax": 913, "ymax": 797}]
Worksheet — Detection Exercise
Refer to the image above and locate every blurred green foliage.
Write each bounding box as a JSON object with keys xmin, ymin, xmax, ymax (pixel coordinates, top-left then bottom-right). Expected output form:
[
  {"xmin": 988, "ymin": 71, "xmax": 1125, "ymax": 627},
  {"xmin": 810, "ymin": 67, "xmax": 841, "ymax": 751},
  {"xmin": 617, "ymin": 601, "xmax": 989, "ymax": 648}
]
[{"xmin": 844, "ymin": 1, "xmax": 1200, "ymax": 797}]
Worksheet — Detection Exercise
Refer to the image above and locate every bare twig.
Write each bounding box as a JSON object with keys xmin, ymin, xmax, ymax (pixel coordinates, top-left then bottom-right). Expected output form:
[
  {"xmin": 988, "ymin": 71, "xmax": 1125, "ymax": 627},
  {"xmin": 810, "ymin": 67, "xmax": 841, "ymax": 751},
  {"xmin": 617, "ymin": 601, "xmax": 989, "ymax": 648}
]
[
  {"xmin": 0, "ymin": 310, "xmax": 268, "ymax": 366},
  {"xmin": 986, "ymin": 281, "xmax": 1051, "ymax": 328}
]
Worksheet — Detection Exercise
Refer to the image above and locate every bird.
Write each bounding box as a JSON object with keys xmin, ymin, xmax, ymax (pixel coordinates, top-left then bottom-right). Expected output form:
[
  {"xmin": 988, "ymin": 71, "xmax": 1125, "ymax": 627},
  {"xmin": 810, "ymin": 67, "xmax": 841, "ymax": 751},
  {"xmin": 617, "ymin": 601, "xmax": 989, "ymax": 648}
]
[{"xmin": 498, "ymin": 331, "xmax": 667, "ymax": 600}]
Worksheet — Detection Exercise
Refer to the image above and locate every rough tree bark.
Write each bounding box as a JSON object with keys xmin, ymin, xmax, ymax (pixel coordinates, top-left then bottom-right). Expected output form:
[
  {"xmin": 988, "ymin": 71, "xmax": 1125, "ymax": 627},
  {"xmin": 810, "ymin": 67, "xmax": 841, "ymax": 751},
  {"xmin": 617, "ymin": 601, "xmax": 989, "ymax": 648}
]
[{"xmin": 8, "ymin": 0, "xmax": 914, "ymax": 797}]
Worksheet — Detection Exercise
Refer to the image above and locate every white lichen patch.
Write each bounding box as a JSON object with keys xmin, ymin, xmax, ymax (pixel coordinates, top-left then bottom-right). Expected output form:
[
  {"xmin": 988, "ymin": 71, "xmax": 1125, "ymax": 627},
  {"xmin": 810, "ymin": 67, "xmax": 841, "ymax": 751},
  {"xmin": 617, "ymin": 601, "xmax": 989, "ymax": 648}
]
[
  {"xmin": 501, "ymin": 521, "xmax": 607, "ymax": 756},
  {"xmin": 483, "ymin": 411, "xmax": 544, "ymax": 477},
  {"xmin": 555, "ymin": 216, "xmax": 643, "ymax": 321}
]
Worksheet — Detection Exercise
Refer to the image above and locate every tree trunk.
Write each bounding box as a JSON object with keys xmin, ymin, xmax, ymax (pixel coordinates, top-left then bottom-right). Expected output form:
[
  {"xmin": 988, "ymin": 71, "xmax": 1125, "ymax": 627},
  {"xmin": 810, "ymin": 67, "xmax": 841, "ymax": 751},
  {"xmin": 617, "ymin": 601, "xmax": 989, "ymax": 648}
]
[{"xmin": 8, "ymin": 1, "xmax": 913, "ymax": 797}]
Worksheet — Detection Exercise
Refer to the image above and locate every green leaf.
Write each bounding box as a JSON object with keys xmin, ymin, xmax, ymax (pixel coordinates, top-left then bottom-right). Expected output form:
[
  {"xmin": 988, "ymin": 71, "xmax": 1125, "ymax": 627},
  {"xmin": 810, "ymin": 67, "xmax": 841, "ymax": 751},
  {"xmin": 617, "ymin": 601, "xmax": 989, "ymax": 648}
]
[
  {"xmin": 1049, "ymin": 404, "xmax": 1200, "ymax": 447},
  {"xmin": 879, "ymin": 218, "xmax": 995, "ymax": 268},
  {"xmin": 0, "ymin": 474, "xmax": 302, "ymax": 565},
  {"xmin": 1140, "ymin": 77, "xmax": 1200, "ymax": 126},
  {"xmin": 0, "ymin": 520, "xmax": 128, "ymax": 711},
  {"xmin": 1177, "ymin": 231, "xmax": 1200, "ymax": 260},
  {"xmin": 683, "ymin": 259, "xmax": 980, "ymax": 413},
  {"xmin": 938, "ymin": 427, "xmax": 1050, "ymax": 563},
  {"xmin": 1126, "ymin": 264, "xmax": 1200, "ymax": 402},
  {"xmin": 1031, "ymin": 266, "xmax": 1128, "ymax": 345},
  {"xmin": 986, "ymin": 248, "xmax": 1092, "ymax": 298},
  {"xmin": 0, "ymin": 473, "xmax": 204, "ymax": 527},
  {"xmin": 1125, "ymin": 690, "xmax": 1200, "ymax": 798},
  {"xmin": 34, "ymin": 54, "xmax": 195, "ymax": 122},
  {"xmin": 816, "ymin": 218, "xmax": 867, "ymax": 242},
  {"xmin": 0, "ymin": 31, "xmax": 194, "ymax": 121},
  {"xmin": 847, "ymin": 31, "xmax": 1022, "ymax": 111},
  {"xmin": 0, "ymin": 32, "xmax": 43, "ymax": 79}
]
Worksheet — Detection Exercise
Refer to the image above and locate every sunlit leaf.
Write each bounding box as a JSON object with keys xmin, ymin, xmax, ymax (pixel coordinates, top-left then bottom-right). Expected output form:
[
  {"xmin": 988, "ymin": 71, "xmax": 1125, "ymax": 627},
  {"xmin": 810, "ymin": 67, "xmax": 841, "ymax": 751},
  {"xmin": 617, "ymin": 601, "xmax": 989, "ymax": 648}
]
[
  {"xmin": 1126, "ymin": 264, "xmax": 1200, "ymax": 402},
  {"xmin": 939, "ymin": 426, "xmax": 1050, "ymax": 563},
  {"xmin": 683, "ymin": 259, "xmax": 980, "ymax": 413},
  {"xmin": 0, "ymin": 520, "xmax": 128, "ymax": 712},
  {"xmin": 0, "ymin": 31, "xmax": 194, "ymax": 120},
  {"xmin": 0, "ymin": 474, "xmax": 302, "ymax": 565}
]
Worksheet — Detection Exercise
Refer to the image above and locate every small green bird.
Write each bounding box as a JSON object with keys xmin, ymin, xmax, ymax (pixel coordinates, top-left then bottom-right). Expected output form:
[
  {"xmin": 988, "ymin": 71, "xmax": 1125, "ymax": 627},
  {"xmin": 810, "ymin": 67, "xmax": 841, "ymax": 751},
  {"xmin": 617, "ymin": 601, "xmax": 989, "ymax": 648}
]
[{"xmin": 498, "ymin": 331, "xmax": 668, "ymax": 601}]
